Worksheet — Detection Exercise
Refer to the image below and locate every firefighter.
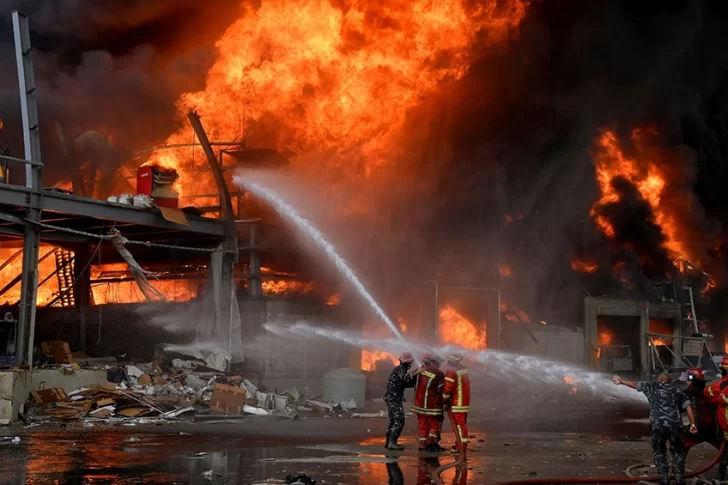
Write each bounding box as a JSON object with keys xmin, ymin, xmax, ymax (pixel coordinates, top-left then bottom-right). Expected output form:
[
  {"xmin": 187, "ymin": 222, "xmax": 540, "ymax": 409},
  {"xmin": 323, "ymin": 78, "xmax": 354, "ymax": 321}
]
[
  {"xmin": 412, "ymin": 354, "xmax": 445, "ymax": 452},
  {"xmin": 703, "ymin": 356, "xmax": 728, "ymax": 479},
  {"xmin": 384, "ymin": 352, "xmax": 417, "ymax": 450},
  {"xmin": 442, "ymin": 353, "xmax": 471, "ymax": 457},
  {"xmin": 680, "ymin": 368, "xmax": 727, "ymax": 480}
]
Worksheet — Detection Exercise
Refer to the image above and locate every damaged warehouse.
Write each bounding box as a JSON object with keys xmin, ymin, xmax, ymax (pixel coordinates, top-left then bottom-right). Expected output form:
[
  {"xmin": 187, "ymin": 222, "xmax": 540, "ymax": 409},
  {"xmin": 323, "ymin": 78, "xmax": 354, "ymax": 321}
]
[{"xmin": 1, "ymin": 1, "xmax": 728, "ymax": 484}]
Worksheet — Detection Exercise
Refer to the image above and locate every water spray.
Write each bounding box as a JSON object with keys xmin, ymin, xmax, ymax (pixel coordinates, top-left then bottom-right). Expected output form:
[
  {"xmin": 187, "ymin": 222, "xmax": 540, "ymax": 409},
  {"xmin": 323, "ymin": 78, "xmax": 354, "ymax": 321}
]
[
  {"xmin": 234, "ymin": 174, "xmax": 403, "ymax": 340},
  {"xmin": 263, "ymin": 322, "xmax": 645, "ymax": 404}
]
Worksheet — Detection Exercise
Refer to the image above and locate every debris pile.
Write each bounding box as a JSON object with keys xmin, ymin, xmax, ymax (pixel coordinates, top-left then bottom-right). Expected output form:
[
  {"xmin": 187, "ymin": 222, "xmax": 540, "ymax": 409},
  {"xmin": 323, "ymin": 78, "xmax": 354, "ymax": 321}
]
[{"xmin": 25, "ymin": 358, "xmax": 299, "ymax": 423}]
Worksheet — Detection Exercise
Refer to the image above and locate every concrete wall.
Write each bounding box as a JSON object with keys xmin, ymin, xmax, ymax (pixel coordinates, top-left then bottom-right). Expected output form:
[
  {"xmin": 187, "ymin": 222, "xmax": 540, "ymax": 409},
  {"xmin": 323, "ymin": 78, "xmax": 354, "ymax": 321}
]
[
  {"xmin": 502, "ymin": 324, "xmax": 584, "ymax": 366},
  {"xmin": 0, "ymin": 369, "xmax": 107, "ymax": 424},
  {"xmin": 239, "ymin": 297, "xmax": 355, "ymax": 394},
  {"xmin": 584, "ymin": 297, "xmax": 682, "ymax": 377}
]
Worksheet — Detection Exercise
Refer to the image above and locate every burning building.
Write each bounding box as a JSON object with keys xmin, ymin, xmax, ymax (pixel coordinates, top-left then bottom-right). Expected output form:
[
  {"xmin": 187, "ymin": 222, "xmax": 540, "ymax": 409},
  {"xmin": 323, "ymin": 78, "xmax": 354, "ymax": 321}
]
[{"xmin": 0, "ymin": 0, "xmax": 726, "ymax": 393}]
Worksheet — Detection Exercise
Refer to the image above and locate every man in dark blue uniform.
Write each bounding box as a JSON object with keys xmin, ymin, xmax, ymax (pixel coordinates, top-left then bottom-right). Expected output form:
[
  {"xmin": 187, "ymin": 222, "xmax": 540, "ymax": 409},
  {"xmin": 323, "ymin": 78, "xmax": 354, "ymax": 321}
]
[
  {"xmin": 614, "ymin": 373, "xmax": 697, "ymax": 485},
  {"xmin": 384, "ymin": 352, "xmax": 417, "ymax": 450}
]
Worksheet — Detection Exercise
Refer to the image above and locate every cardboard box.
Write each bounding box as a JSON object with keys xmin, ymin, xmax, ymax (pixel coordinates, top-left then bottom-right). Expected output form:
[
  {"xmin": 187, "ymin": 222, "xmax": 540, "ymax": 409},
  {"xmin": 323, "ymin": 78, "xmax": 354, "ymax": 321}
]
[
  {"xmin": 118, "ymin": 407, "xmax": 149, "ymax": 417},
  {"xmin": 31, "ymin": 388, "xmax": 68, "ymax": 404},
  {"xmin": 209, "ymin": 383, "xmax": 246, "ymax": 414},
  {"xmin": 40, "ymin": 341, "xmax": 74, "ymax": 364},
  {"xmin": 94, "ymin": 397, "xmax": 115, "ymax": 408}
]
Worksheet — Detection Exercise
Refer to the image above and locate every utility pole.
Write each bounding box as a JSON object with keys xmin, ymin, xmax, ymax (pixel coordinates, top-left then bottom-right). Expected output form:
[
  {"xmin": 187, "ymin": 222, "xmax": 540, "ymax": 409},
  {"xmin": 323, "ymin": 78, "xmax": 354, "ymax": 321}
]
[{"xmin": 13, "ymin": 11, "xmax": 43, "ymax": 367}]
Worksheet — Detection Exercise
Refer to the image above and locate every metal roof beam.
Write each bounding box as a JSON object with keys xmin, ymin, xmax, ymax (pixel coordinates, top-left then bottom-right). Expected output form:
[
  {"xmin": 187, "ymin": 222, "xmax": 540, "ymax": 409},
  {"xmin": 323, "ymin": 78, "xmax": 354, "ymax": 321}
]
[{"xmin": 0, "ymin": 184, "xmax": 228, "ymax": 236}]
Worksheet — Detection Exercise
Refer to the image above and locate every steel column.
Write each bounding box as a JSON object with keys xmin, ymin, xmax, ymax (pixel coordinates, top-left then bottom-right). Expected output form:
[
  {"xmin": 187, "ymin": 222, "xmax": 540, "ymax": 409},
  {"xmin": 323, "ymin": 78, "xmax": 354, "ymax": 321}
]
[
  {"xmin": 13, "ymin": 10, "xmax": 43, "ymax": 367},
  {"xmin": 187, "ymin": 111, "xmax": 239, "ymax": 342},
  {"xmin": 248, "ymin": 222, "xmax": 262, "ymax": 296}
]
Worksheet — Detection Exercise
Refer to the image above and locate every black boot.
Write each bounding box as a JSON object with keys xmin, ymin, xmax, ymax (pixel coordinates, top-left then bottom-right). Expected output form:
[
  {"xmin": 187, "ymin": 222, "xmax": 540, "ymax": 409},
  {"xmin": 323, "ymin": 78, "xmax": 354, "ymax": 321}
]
[
  {"xmin": 384, "ymin": 432, "xmax": 391, "ymax": 449},
  {"xmin": 675, "ymin": 474, "xmax": 685, "ymax": 485},
  {"xmin": 658, "ymin": 477, "xmax": 669, "ymax": 485},
  {"xmin": 387, "ymin": 437, "xmax": 405, "ymax": 451}
]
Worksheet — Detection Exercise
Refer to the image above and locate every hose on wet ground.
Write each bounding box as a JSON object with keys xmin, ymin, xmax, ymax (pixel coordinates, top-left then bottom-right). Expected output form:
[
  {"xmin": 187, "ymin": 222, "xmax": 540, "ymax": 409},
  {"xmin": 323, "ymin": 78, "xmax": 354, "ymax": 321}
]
[
  {"xmin": 490, "ymin": 440, "xmax": 726, "ymax": 485},
  {"xmin": 434, "ymin": 408, "xmax": 465, "ymax": 483}
]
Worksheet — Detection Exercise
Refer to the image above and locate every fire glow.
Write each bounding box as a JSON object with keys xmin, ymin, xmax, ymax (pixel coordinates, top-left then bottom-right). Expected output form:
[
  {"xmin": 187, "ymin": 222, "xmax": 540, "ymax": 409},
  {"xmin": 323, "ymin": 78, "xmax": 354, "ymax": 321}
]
[
  {"xmin": 571, "ymin": 257, "xmax": 598, "ymax": 274},
  {"xmin": 361, "ymin": 350, "xmax": 398, "ymax": 372},
  {"xmin": 0, "ymin": 246, "xmax": 60, "ymax": 306},
  {"xmin": 148, "ymin": 0, "xmax": 526, "ymax": 199},
  {"xmin": 591, "ymin": 129, "xmax": 690, "ymax": 262},
  {"xmin": 438, "ymin": 304, "xmax": 486, "ymax": 350}
]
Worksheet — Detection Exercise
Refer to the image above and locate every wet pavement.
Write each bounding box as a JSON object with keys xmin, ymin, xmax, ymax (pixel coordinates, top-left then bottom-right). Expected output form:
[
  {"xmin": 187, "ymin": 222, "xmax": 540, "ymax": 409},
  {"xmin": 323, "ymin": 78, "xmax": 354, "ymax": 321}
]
[{"xmin": 0, "ymin": 410, "xmax": 722, "ymax": 484}]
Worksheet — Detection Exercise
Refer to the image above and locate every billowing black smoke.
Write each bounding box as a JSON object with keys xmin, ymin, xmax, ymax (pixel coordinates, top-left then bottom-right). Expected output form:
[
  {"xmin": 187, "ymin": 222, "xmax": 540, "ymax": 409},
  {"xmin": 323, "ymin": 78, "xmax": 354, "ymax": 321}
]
[
  {"xmin": 368, "ymin": 0, "xmax": 728, "ymax": 333},
  {"xmin": 2, "ymin": 0, "xmax": 728, "ymax": 338},
  {"xmin": 0, "ymin": 0, "xmax": 241, "ymax": 182}
]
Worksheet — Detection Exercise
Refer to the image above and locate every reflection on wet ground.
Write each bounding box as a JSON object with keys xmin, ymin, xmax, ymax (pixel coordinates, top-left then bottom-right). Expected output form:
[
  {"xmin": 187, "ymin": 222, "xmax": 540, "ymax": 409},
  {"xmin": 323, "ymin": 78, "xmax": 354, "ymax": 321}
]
[{"xmin": 0, "ymin": 412, "xmax": 691, "ymax": 485}]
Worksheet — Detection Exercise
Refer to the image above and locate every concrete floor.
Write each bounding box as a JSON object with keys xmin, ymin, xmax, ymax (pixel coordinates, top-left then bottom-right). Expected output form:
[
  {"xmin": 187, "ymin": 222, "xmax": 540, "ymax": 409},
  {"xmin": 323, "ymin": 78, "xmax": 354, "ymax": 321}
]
[{"xmin": 0, "ymin": 408, "xmax": 722, "ymax": 485}]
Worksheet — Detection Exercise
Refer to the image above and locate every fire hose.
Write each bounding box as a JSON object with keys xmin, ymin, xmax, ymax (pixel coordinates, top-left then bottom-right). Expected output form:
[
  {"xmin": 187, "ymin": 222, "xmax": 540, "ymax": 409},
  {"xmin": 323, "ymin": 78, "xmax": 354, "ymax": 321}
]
[
  {"xmin": 434, "ymin": 418, "xmax": 726, "ymax": 485},
  {"xmin": 490, "ymin": 440, "xmax": 726, "ymax": 485}
]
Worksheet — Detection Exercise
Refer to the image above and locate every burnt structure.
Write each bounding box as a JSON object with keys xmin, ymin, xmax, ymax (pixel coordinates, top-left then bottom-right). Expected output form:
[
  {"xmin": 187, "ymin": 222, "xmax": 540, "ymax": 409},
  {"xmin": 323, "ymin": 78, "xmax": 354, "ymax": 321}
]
[{"xmin": 0, "ymin": 12, "xmax": 335, "ymax": 368}]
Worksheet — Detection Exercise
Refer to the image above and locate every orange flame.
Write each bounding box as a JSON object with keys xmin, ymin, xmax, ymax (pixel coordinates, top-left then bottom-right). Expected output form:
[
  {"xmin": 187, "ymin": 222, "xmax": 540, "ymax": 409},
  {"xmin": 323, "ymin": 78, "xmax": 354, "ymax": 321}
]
[
  {"xmin": 591, "ymin": 129, "xmax": 691, "ymax": 262},
  {"xmin": 0, "ymin": 246, "xmax": 61, "ymax": 306},
  {"xmin": 361, "ymin": 350, "xmax": 398, "ymax": 372},
  {"xmin": 148, "ymin": 0, "xmax": 526, "ymax": 198},
  {"xmin": 500, "ymin": 301, "xmax": 530, "ymax": 323},
  {"xmin": 261, "ymin": 279, "xmax": 315, "ymax": 295},
  {"xmin": 598, "ymin": 330, "xmax": 613, "ymax": 347},
  {"xmin": 360, "ymin": 316, "xmax": 408, "ymax": 371},
  {"xmin": 649, "ymin": 337, "xmax": 668, "ymax": 347},
  {"xmin": 571, "ymin": 257, "xmax": 598, "ymax": 274},
  {"xmin": 498, "ymin": 264, "xmax": 512, "ymax": 278},
  {"xmin": 88, "ymin": 262, "xmax": 199, "ymax": 304},
  {"xmin": 439, "ymin": 304, "xmax": 486, "ymax": 350}
]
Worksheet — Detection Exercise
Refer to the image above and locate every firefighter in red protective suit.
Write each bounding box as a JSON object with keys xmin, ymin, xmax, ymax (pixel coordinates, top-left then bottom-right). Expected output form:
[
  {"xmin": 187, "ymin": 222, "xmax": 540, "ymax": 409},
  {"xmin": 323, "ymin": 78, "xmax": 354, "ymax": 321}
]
[
  {"xmin": 442, "ymin": 353, "xmax": 471, "ymax": 457},
  {"xmin": 680, "ymin": 368, "xmax": 727, "ymax": 480},
  {"xmin": 411, "ymin": 354, "xmax": 445, "ymax": 452},
  {"xmin": 703, "ymin": 356, "xmax": 728, "ymax": 479}
]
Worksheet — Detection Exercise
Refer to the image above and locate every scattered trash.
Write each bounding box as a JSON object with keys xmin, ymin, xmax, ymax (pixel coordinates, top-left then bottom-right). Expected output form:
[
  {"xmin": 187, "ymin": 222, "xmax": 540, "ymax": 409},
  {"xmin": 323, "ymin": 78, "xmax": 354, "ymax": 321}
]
[
  {"xmin": 284, "ymin": 473, "xmax": 316, "ymax": 485},
  {"xmin": 202, "ymin": 469, "xmax": 222, "ymax": 480},
  {"xmin": 11, "ymin": 436, "xmax": 20, "ymax": 444},
  {"xmin": 25, "ymin": 352, "xmax": 300, "ymax": 425}
]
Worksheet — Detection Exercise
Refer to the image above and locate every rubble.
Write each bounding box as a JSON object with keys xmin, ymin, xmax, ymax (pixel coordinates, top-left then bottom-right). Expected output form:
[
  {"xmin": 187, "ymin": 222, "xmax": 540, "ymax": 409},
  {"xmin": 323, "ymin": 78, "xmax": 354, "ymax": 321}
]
[{"xmin": 23, "ymin": 358, "xmax": 299, "ymax": 424}]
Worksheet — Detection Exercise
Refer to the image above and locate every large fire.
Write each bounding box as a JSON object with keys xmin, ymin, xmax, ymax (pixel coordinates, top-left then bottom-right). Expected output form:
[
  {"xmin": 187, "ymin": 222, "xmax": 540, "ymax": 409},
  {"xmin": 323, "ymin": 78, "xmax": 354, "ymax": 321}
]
[
  {"xmin": 438, "ymin": 304, "xmax": 486, "ymax": 350},
  {"xmin": 0, "ymin": 246, "xmax": 60, "ymax": 306},
  {"xmin": 148, "ymin": 0, "xmax": 526, "ymax": 198},
  {"xmin": 360, "ymin": 316, "xmax": 408, "ymax": 372},
  {"xmin": 90, "ymin": 263, "xmax": 199, "ymax": 304},
  {"xmin": 591, "ymin": 129, "xmax": 691, "ymax": 263},
  {"xmin": 361, "ymin": 350, "xmax": 398, "ymax": 372}
]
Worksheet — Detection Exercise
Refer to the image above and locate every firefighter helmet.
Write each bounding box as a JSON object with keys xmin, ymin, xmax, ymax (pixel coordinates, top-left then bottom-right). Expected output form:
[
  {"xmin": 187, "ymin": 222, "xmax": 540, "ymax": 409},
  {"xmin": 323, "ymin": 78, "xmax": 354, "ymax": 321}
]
[
  {"xmin": 446, "ymin": 353, "xmax": 463, "ymax": 362},
  {"xmin": 399, "ymin": 352, "xmax": 414, "ymax": 364}
]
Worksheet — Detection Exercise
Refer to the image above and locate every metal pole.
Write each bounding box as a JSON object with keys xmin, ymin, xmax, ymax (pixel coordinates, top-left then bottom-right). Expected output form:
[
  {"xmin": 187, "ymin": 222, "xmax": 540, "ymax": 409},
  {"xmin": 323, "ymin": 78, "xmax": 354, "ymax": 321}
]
[
  {"xmin": 687, "ymin": 287, "xmax": 699, "ymax": 335},
  {"xmin": 187, "ymin": 111, "xmax": 234, "ymax": 222},
  {"xmin": 12, "ymin": 10, "xmax": 42, "ymax": 367}
]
